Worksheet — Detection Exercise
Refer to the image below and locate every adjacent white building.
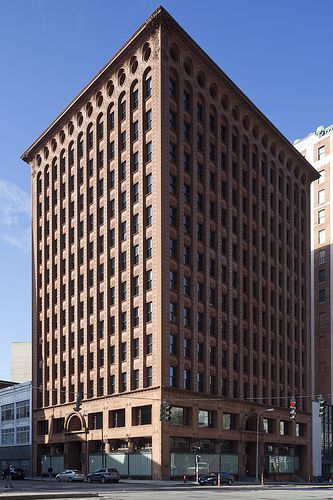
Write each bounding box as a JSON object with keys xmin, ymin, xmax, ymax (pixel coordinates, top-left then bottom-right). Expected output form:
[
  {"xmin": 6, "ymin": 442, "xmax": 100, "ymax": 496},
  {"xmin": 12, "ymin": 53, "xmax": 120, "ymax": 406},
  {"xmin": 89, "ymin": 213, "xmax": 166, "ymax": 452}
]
[
  {"xmin": 11, "ymin": 342, "xmax": 32, "ymax": 383},
  {"xmin": 0, "ymin": 381, "xmax": 32, "ymax": 475}
]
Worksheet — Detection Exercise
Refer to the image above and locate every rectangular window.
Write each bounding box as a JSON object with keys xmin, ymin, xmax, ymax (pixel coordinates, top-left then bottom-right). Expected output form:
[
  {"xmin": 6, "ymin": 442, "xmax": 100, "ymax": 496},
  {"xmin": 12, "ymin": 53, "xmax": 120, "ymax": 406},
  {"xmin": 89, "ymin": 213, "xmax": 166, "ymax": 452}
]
[
  {"xmin": 170, "ymin": 366, "xmax": 177, "ymax": 387},
  {"xmin": 146, "ymin": 302, "xmax": 153, "ymax": 322},
  {"xmin": 170, "ymin": 406, "xmax": 190, "ymax": 425},
  {"xmin": 146, "ymin": 206, "xmax": 153, "ymax": 226},
  {"xmin": 147, "ymin": 238, "xmax": 152, "ymax": 258},
  {"xmin": 169, "ymin": 110, "xmax": 176, "ymax": 130},
  {"xmin": 133, "ymin": 245, "xmax": 139, "ymax": 265},
  {"xmin": 169, "ymin": 142, "xmax": 176, "ymax": 162},
  {"xmin": 170, "ymin": 334, "xmax": 177, "ymax": 355},
  {"xmin": 146, "ymin": 270, "xmax": 153, "ymax": 290},
  {"xmin": 318, "ymin": 189, "xmax": 325, "ymax": 204},
  {"xmin": 169, "ymin": 302, "xmax": 176, "ymax": 322},
  {"xmin": 1, "ymin": 403, "xmax": 14, "ymax": 421},
  {"xmin": 132, "ymin": 88, "xmax": 139, "ymax": 109},
  {"xmin": 169, "ymin": 238, "xmax": 177, "ymax": 258},
  {"xmin": 120, "ymin": 131, "xmax": 126, "ymax": 151},
  {"xmin": 319, "ymin": 228, "xmax": 326, "ymax": 244},
  {"xmin": 110, "ymin": 409, "xmax": 125, "ymax": 427},
  {"xmin": 319, "ymin": 288, "xmax": 326, "ymax": 303},
  {"xmin": 133, "ymin": 405, "xmax": 152, "ymax": 425},
  {"xmin": 319, "ymin": 249, "xmax": 326, "ymax": 264},
  {"xmin": 132, "ymin": 151, "xmax": 139, "ymax": 172},
  {"xmin": 146, "ymin": 334, "xmax": 152, "ymax": 354},
  {"xmin": 198, "ymin": 410, "xmax": 215, "ymax": 428},
  {"xmin": 1, "ymin": 428, "xmax": 14, "ymax": 445},
  {"xmin": 318, "ymin": 209, "xmax": 325, "ymax": 224},
  {"xmin": 145, "ymin": 110, "xmax": 152, "ymax": 130},
  {"xmin": 146, "ymin": 142, "xmax": 152, "ymax": 162},
  {"xmin": 16, "ymin": 400, "xmax": 30, "ymax": 419},
  {"xmin": 169, "ymin": 78, "xmax": 176, "ymax": 98},
  {"xmin": 146, "ymin": 174, "xmax": 152, "ymax": 194},
  {"xmin": 120, "ymin": 100, "xmax": 126, "ymax": 121},
  {"xmin": 133, "ymin": 306, "xmax": 139, "ymax": 327},
  {"xmin": 132, "ymin": 120, "xmax": 139, "ymax": 140},
  {"xmin": 319, "ymin": 269, "xmax": 326, "ymax": 283},
  {"xmin": 145, "ymin": 77, "xmax": 152, "ymax": 98},
  {"xmin": 318, "ymin": 145, "xmax": 325, "ymax": 160}
]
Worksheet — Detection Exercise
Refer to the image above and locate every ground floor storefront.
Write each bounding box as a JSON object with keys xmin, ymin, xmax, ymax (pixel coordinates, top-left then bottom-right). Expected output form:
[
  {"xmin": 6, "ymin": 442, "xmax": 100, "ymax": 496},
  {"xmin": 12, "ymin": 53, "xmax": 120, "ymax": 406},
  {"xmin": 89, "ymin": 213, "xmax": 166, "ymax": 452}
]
[{"xmin": 33, "ymin": 392, "xmax": 312, "ymax": 480}]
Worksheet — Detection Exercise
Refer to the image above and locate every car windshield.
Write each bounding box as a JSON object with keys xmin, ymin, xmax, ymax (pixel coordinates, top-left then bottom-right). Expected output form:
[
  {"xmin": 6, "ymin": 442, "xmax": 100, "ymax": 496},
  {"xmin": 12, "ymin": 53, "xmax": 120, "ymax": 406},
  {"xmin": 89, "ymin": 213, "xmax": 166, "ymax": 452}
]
[{"xmin": 73, "ymin": 470, "xmax": 82, "ymax": 473}]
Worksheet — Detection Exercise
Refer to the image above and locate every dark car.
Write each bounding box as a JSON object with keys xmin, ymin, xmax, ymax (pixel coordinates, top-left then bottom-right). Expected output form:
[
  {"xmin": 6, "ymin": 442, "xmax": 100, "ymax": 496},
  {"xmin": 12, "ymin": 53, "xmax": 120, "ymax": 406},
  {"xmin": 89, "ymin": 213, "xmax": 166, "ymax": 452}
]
[
  {"xmin": 86, "ymin": 468, "xmax": 120, "ymax": 483},
  {"xmin": 198, "ymin": 471, "xmax": 234, "ymax": 486},
  {"xmin": 2, "ymin": 467, "xmax": 25, "ymax": 480}
]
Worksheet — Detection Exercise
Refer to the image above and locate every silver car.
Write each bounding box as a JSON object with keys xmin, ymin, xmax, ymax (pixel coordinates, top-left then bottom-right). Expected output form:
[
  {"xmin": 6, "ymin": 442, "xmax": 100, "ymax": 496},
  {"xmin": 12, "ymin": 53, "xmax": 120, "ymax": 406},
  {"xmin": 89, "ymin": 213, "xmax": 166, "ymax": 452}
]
[{"xmin": 55, "ymin": 469, "xmax": 85, "ymax": 482}]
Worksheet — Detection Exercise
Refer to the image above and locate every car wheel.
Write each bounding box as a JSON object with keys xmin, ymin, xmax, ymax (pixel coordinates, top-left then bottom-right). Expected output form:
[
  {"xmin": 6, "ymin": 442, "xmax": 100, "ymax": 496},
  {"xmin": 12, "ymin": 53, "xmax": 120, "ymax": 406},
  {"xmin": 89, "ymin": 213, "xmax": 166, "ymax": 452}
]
[
  {"xmin": 228, "ymin": 479, "xmax": 233, "ymax": 485},
  {"xmin": 56, "ymin": 477, "xmax": 60, "ymax": 482},
  {"xmin": 68, "ymin": 477, "xmax": 73, "ymax": 482},
  {"xmin": 101, "ymin": 476, "xmax": 106, "ymax": 484},
  {"xmin": 212, "ymin": 479, "xmax": 217, "ymax": 486},
  {"xmin": 87, "ymin": 477, "xmax": 92, "ymax": 483}
]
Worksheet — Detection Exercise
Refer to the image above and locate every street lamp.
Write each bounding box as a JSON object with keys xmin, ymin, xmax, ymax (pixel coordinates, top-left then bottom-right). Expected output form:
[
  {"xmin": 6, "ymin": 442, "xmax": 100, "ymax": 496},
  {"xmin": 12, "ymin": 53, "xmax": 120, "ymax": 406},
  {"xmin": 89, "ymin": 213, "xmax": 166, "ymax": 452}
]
[{"xmin": 255, "ymin": 408, "xmax": 275, "ymax": 482}]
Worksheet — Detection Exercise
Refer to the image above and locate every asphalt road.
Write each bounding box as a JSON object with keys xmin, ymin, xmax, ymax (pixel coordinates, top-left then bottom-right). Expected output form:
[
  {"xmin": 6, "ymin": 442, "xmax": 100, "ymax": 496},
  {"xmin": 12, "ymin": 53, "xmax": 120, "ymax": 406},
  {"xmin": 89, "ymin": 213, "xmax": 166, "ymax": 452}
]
[{"xmin": 2, "ymin": 480, "xmax": 333, "ymax": 500}]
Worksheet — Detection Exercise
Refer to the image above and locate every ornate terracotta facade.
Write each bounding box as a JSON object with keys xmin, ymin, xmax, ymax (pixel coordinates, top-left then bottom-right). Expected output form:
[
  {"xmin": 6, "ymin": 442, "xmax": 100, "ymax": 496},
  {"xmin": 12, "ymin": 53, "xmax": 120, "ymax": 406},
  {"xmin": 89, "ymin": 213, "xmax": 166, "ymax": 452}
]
[{"xmin": 22, "ymin": 7, "xmax": 317, "ymax": 479}]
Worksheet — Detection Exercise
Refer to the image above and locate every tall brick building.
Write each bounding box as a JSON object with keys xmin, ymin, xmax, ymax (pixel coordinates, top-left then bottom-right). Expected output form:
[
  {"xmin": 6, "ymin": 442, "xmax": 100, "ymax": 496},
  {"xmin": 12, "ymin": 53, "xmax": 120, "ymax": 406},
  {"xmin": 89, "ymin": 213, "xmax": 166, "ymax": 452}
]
[{"xmin": 22, "ymin": 7, "xmax": 318, "ymax": 479}]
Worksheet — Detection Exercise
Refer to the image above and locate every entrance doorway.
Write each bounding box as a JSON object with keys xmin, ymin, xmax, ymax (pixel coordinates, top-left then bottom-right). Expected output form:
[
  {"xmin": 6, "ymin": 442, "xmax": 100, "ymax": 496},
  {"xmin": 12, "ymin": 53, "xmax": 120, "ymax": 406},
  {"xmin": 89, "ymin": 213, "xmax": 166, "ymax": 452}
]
[{"xmin": 67, "ymin": 441, "xmax": 82, "ymax": 471}]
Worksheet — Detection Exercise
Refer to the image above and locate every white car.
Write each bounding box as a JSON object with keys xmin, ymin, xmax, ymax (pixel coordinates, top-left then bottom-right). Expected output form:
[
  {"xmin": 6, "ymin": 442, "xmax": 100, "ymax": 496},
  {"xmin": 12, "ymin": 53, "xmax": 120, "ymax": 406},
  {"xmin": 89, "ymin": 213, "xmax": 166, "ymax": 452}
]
[{"xmin": 55, "ymin": 469, "xmax": 85, "ymax": 482}]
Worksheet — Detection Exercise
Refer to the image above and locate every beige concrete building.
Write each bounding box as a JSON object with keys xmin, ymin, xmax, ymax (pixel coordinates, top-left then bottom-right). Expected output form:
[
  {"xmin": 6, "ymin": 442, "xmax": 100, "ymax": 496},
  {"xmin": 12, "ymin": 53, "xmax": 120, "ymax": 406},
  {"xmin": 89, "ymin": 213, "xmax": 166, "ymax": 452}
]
[
  {"xmin": 22, "ymin": 7, "xmax": 318, "ymax": 479},
  {"xmin": 11, "ymin": 342, "xmax": 32, "ymax": 383},
  {"xmin": 294, "ymin": 124, "xmax": 333, "ymax": 477}
]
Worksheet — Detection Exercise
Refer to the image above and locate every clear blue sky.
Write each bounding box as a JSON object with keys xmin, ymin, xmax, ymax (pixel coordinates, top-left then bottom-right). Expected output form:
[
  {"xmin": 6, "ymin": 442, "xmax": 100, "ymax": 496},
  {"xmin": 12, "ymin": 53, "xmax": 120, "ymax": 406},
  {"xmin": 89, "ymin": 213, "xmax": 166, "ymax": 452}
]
[{"xmin": 0, "ymin": 0, "xmax": 332, "ymax": 380}]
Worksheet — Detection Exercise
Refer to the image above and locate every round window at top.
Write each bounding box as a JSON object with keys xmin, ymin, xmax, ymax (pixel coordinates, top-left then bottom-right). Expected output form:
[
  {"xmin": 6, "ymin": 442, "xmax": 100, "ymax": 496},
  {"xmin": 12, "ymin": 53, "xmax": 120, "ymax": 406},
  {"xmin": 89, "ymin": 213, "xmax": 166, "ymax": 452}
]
[
  {"xmin": 197, "ymin": 71, "xmax": 206, "ymax": 88},
  {"xmin": 232, "ymin": 106, "xmax": 239, "ymax": 121},
  {"xmin": 68, "ymin": 121, "xmax": 74, "ymax": 136},
  {"xmin": 96, "ymin": 91, "xmax": 103, "ymax": 107},
  {"xmin": 221, "ymin": 94, "xmax": 229, "ymax": 111},
  {"xmin": 130, "ymin": 56, "xmax": 138, "ymax": 74},
  {"xmin": 252, "ymin": 125, "xmax": 259, "ymax": 140},
  {"xmin": 51, "ymin": 138, "xmax": 57, "ymax": 152},
  {"xmin": 184, "ymin": 57, "xmax": 193, "ymax": 75},
  {"xmin": 209, "ymin": 83, "xmax": 217, "ymax": 100},
  {"xmin": 77, "ymin": 112, "xmax": 83, "ymax": 126},
  {"xmin": 107, "ymin": 80, "xmax": 114, "ymax": 97},
  {"xmin": 86, "ymin": 102, "xmax": 93, "ymax": 117},
  {"xmin": 142, "ymin": 42, "xmax": 151, "ymax": 62},
  {"xmin": 242, "ymin": 115, "xmax": 249, "ymax": 130},
  {"xmin": 169, "ymin": 43, "xmax": 180, "ymax": 62},
  {"xmin": 118, "ymin": 68, "xmax": 126, "ymax": 86},
  {"xmin": 60, "ymin": 130, "xmax": 65, "ymax": 144}
]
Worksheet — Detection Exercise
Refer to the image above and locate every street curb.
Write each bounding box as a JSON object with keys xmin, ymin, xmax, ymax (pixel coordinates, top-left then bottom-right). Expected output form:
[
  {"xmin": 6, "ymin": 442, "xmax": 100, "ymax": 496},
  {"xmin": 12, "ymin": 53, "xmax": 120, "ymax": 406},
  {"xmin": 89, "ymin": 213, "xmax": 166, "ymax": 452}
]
[{"xmin": 0, "ymin": 494, "xmax": 98, "ymax": 499}]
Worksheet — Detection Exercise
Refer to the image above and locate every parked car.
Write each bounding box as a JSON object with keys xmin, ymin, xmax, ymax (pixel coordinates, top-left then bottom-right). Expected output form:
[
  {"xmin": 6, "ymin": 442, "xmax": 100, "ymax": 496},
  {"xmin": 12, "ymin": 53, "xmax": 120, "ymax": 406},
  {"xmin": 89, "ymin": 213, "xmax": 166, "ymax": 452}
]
[
  {"xmin": 198, "ymin": 471, "xmax": 234, "ymax": 486},
  {"xmin": 1, "ymin": 467, "xmax": 25, "ymax": 480},
  {"xmin": 55, "ymin": 469, "xmax": 85, "ymax": 482},
  {"xmin": 86, "ymin": 468, "xmax": 120, "ymax": 483}
]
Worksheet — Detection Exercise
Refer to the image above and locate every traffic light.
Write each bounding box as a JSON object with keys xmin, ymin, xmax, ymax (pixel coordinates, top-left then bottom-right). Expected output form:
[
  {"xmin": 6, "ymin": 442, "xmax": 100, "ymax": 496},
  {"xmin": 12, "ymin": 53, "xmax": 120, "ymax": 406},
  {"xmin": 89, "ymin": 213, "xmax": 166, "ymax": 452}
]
[
  {"xmin": 192, "ymin": 446, "xmax": 201, "ymax": 454},
  {"xmin": 160, "ymin": 401, "xmax": 172, "ymax": 421},
  {"xmin": 289, "ymin": 399, "xmax": 297, "ymax": 420},
  {"xmin": 318, "ymin": 396, "xmax": 326, "ymax": 417},
  {"xmin": 160, "ymin": 402, "xmax": 166, "ymax": 421},
  {"xmin": 73, "ymin": 392, "xmax": 82, "ymax": 412},
  {"xmin": 165, "ymin": 403, "xmax": 172, "ymax": 421}
]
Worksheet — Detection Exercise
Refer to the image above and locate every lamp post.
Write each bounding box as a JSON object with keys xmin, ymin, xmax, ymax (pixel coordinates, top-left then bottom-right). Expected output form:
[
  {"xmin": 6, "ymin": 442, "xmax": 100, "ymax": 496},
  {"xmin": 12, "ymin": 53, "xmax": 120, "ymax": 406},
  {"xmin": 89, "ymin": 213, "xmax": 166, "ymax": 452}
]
[{"xmin": 255, "ymin": 408, "xmax": 275, "ymax": 482}]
